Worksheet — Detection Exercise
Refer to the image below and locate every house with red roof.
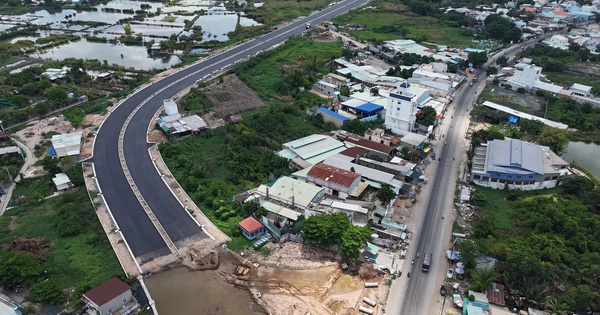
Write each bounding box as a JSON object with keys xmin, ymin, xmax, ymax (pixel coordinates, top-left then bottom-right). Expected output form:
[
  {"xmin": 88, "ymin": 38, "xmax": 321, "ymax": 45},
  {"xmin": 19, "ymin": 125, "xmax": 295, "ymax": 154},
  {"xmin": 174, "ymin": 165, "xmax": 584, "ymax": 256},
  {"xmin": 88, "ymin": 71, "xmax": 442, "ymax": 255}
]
[
  {"xmin": 306, "ymin": 163, "xmax": 362, "ymax": 199},
  {"xmin": 237, "ymin": 216, "xmax": 265, "ymax": 240},
  {"xmin": 82, "ymin": 277, "xmax": 138, "ymax": 315}
]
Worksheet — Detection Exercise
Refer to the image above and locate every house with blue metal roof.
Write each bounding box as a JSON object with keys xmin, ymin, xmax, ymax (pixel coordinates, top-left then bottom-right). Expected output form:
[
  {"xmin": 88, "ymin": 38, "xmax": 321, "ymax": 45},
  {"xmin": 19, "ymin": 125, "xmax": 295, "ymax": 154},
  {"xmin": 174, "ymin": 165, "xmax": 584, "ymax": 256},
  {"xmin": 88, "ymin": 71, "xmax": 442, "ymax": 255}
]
[
  {"xmin": 470, "ymin": 138, "xmax": 572, "ymax": 191},
  {"xmin": 317, "ymin": 107, "xmax": 349, "ymax": 128}
]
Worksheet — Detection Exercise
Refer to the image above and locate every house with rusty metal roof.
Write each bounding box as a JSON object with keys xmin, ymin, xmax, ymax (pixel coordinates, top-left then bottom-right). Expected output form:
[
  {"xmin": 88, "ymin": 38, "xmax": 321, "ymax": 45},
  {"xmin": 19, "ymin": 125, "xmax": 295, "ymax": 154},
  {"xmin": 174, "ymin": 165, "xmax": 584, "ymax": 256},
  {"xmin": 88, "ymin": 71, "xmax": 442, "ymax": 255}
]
[
  {"xmin": 82, "ymin": 277, "xmax": 138, "ymax": 315},
  {"xmin": 306, "ymin": 163, "xmax": 362, "ymax": 199}
]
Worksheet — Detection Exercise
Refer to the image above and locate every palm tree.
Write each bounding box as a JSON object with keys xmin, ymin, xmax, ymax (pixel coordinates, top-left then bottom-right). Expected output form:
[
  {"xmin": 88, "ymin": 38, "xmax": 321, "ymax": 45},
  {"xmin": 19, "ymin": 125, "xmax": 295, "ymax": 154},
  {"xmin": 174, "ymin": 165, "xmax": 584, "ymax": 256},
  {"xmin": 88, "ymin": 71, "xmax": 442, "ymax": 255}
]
[{"xmin": 545, "ymin": 297, "xmax": 570, "ymax": 315}]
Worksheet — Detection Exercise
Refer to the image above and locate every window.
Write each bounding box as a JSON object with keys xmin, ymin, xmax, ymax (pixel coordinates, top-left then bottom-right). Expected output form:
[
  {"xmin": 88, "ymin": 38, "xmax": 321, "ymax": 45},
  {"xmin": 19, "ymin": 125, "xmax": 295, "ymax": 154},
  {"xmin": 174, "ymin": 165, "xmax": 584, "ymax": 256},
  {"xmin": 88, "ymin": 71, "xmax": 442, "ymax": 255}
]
[{"xmin": 516, "ymin": 175, "xmax": 521, "ymax": 179}]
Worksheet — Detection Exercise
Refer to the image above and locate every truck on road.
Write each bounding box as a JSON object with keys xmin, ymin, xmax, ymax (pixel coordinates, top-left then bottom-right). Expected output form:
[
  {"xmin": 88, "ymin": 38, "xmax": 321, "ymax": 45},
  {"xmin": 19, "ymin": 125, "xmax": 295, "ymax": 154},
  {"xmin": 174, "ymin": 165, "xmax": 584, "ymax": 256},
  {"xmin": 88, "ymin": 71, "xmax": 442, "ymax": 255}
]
[
  {"xmin": 422, "ymin": 252, "xmax": 432, "ymax": 272},
  {"xmin": 306, "ymin": 23, "xmax": 311, "ymax": 29}
]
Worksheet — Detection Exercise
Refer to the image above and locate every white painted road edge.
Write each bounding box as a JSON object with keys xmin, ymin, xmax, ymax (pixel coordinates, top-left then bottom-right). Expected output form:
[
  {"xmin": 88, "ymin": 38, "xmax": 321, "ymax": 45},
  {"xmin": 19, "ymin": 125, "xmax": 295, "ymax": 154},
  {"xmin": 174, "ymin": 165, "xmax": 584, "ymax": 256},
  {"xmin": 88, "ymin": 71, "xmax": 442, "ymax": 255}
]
[{"xmin": 90, "ymin": 163, "xmax": 159, "ymax": 315}]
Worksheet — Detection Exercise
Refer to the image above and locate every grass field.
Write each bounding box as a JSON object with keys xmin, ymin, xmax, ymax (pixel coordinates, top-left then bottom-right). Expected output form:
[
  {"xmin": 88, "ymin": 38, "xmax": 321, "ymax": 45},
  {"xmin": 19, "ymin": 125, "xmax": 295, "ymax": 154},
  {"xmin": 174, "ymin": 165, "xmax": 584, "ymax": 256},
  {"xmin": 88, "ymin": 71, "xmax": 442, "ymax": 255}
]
[
  {"xmin": 545, "ymin": 71, "xmax": 600, "ymax": 93},
  {"xmin": 332, "ymin": 8, "xmax": 475, "ymax": 47},
  {"xmin": 477, "ymin": 87, "xmax": 542, "ymax": 115},
  {"xmin": 236, "ymin": 37, "xmax": 343, "ymax": 101},
  {"xmin": 474, "ymin": 187, "xmax": 560, "ymax": 230},
  {"xmin": 254, "ymin": 0, "xmax": 332, "ymax": 25},
  {"xmin": 0, "ymin": 187, "xmax": 124, "ymax": 303}
]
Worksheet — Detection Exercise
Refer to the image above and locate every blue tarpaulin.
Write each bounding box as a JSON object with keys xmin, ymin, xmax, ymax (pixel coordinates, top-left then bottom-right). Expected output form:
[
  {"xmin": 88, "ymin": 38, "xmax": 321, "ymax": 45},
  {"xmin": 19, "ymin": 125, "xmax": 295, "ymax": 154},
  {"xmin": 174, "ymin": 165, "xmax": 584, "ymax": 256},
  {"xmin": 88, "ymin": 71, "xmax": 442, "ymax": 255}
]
[
  {"xmin": 508, "ymin": 116, "xmax": 519, "ymax": 123},
  {"xmin": 355, "ymin": 102, "xmax": 384, "ymax": 115},
  {"xmin": 48, "ymin": 146, "xmax": 56, "ymax": 156}
]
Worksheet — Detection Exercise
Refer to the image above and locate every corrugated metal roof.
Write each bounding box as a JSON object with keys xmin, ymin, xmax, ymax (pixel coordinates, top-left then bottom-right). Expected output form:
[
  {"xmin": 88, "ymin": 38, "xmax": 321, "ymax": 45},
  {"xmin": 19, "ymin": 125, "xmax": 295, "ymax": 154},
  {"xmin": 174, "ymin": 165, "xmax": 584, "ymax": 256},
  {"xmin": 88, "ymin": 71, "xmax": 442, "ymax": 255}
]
[
  {"xmin": 486, "ymin": 283, "xmax": 505, "ymax": 306},
  {"xmin": 307, "ymin": 163, "xmax": 360, "ymax": 188}
]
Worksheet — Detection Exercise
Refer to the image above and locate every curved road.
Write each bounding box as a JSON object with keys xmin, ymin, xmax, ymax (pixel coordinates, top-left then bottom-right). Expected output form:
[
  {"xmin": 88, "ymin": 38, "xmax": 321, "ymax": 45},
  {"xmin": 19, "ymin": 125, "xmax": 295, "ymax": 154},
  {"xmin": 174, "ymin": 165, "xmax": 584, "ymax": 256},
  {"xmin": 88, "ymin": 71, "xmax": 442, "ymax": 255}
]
[
  {"xmin": 394, "ymin": 34, "xmax": 559, "ymax": 314},
  {"xmin": 92, "ymin": 0, "xmax": 371, "ymax": 263}
]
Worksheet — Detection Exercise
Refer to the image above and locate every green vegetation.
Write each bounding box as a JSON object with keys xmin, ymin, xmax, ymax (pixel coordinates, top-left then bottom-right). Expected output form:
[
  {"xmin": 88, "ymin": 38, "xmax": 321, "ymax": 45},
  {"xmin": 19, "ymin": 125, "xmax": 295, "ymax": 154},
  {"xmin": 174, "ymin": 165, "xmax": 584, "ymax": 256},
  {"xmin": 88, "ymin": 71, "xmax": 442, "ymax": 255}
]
[
  {"xmin": 0, "ymin": 184, "xmax": 125, "ymax": 306},
  {"xmin": 464, "ymin": 180, "xmax": 600, "ymax": 313},
  {"xmin": 332, "ymin": 2, "xmax": 475, "ymax": 47},
  {"xmin": 246, "ymin": 0, "xmax": 331, "ymax": 25},
  {"xmin": 476, "ymin": 87, "xmax": 539, "ymax": 114},
  {"xmin": 63, "ymin": 98, "xmax": 112, "ymax": 127},
  {"xmin": 415, "ymin": 105, "xmax": 436, "ymax": 127},
  {"xmin": 300, "ymin": 213, "xmax": 372, "ymax": 260},
  {"xmin": 234, "ymin": 37, "xmax": 342, "ymax": 101}
]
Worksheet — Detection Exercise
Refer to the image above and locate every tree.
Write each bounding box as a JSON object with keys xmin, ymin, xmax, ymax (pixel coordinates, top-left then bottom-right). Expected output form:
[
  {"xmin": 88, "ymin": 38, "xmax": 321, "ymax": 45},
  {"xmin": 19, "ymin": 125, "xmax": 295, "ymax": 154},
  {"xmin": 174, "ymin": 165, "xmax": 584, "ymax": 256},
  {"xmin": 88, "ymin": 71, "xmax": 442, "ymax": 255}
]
[
  {"xmin": 560, "ymin": 176, "xmax": 595, "ymax": 197},
  {"xmin": 302, "ymin": 213, "xmax": 350, "ymax": 247},
  {"xmin": 376, "ymin": 184, "xmax": 396, "ymax": 204},
  {"xmin": 470, "ymin": 267, "xmax": 498, "ymax": 292},
  {"xmin": 485, "ymin": 66, "xmax": 498, "ymax": 76},
  {"xmin": 538, "ymin": 126, "xmax": 568, "ymax": 154},
  {"xmin": 400, "ymin": 147, "xmax": 410, "ymax": 160},
  {"xmin": 447, "ymin": 63, "xmax": 458, "ymax": 73},
  {"xmin": 44, "ymin": 86, "xmax": 67, "ymax": 108},
  {"xmin": 370, "ymin": 87, "xmax": 379, "ymax": 96},
  {"xmin": 339, "ymin": 85, "xmax": 350, "ymax": 97},
  {"xmin": 570, "ymin": 285, "xmax": 598, "ymax": 312},
  {"xmin": 468, "ymin": 51, "xmax": 489, "ymax": 67},
  {"xmin": 497, "ymin": 56, "xmax": 508, "ymax": 67},
  {"xmin": 123, "ymin": 24, "xmax": 132, "ymax": 35},
  {"xmin": 456, "ymin": 240, "xmax": 477, "ymax": 269},
  {"xmin": 339, "ymin": 225, "xmax": 372, "ymax": 260},
  {"xmin": 415, "ymin": 106, "xmax": 436, "ymax": 127},
  {"xmin": 0, "ymin": 250, "xmax": 43, "ymax": 286}
]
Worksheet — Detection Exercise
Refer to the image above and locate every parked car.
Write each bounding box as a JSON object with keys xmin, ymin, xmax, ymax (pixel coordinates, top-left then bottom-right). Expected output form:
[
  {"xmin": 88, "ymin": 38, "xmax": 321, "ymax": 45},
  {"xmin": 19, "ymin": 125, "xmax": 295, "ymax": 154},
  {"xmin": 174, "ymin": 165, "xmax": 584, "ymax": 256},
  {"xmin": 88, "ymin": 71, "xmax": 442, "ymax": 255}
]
[{"xmin": 446, "ymin": 268, "xmax": 454, "ymax": 279}]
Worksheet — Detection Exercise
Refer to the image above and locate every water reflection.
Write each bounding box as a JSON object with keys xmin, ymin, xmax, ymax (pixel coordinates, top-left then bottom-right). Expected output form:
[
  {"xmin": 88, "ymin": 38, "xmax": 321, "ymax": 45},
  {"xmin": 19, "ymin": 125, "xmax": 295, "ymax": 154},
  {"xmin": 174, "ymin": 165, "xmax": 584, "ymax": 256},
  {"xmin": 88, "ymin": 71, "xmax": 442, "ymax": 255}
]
[
  {"xmin": 35, "ymin": 39, "xmax": 181, "ymax": 70},
  {"xmin": 562, "ymin": 141, "xmax": 600, "ymax": 178}
]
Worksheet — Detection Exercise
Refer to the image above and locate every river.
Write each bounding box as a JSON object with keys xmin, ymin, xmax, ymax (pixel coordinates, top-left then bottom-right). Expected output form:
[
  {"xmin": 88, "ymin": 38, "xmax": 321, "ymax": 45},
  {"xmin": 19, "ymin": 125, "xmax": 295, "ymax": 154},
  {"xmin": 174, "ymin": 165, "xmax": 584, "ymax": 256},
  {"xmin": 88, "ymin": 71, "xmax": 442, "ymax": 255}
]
[
  {"xmin": 144, "ymin": 251, "xmax": 266, "ymax": 315},
  {"xmin": 561, "ymin": 141, "xmax": 600, "ymax": 178}
]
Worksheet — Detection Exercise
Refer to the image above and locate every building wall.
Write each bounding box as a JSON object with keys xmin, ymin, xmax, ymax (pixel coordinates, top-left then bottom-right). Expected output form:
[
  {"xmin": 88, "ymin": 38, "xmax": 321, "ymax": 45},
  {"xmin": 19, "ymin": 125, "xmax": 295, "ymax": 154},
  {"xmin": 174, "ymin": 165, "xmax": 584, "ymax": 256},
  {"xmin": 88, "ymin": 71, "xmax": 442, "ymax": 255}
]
[
  {"xmin": 307, "ymin": 176, "xmax": 361, "ymax": 199},
  {"xmin": 313, "ymin": 81, "xmax": 339, "ymax": 96},
  {"xmin": 97, "ymin": 291, "xmax": 133, "ymax": 315},
  {"xmin": 320, "ymin": 111, "xmax": 347, "ymax": 128},
  {"xmin": 470, "ymin": 176, "xmax": 562, "ymax": 191},
  {"xmin": 512, "ymin": 65, "xmax": 541, "ymax": 87},
  {"xmin": 242, "ymin": 226, "xmax": 265, "ymax": 240},
  {"xmin": 385, "ymin": 92, "xmax": 418, "ymax": 135}
]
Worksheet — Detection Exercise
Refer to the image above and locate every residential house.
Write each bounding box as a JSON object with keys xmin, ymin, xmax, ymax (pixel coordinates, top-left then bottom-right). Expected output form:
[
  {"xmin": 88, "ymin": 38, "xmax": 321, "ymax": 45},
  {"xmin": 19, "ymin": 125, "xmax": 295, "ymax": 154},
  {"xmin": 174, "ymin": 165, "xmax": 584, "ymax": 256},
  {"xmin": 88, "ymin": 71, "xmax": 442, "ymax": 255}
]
[
  {"xmin": 53, "ymin": 173, "xmax": 74, "ymax": 191},
  {"xmin": 568, "ymin": 83, "xmax": 592, "ymax": 96},
  {"xmin": 82, "ymin": 278, "xmax": 138, "ymax": 315},
  {"xmin": 364, "ymin": 128, "xmax": 398, "ymax": 146},
  {"xmin": 322, "ymin": 73, "xmax": 351, "ymax": 87},
  {"xmin": 399, "ymin": 132, "xmax": 427, "ymax": 150},
  {"xmin": 344, "ymin": 135, "xmax": 397, "ymax": 160},
  {"xmin": 237, "ymin": 216, "xmax": 265, "ymax": 240},
  {"xmin": 470, "ymin": 138, "xmax": 571, "ymax": 190},
  {"xmin": 306, "ymin": 163, "xmax": 361, "ymax": 199},
  {"xmin": 156, "ymin": 99, "xmax": 208, "ymax": 138},
  {"xmin": 313, "ymin": 80, "xmax": 339, "ymax": 97},
  {"xmin": 50, "ymin": 132, "xmax": 83, "ymax": 158},
  {"xmin": 255, "ymin": 176, "xmax": 325, "ymax": 211}
]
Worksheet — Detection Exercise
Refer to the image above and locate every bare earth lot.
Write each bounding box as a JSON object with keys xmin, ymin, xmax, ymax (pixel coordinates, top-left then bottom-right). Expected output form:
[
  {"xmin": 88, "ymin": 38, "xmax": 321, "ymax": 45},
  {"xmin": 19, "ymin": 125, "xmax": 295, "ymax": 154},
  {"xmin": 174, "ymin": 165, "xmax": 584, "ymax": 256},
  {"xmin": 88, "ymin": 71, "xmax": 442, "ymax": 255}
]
[{"xmin": 204, "ymin": 74, "xmax": 267, "ymax": 116}]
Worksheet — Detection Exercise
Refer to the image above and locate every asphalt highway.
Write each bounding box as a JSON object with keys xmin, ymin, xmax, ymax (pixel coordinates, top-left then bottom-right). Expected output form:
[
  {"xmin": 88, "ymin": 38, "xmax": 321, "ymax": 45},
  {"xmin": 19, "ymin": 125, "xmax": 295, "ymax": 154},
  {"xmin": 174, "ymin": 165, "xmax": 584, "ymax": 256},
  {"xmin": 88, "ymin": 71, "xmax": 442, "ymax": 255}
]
[
  {"xmin": 92, "ymin": 0, "xmax": 371, "ymax": 261},
  {"xmin": 394, "ymin": 34, "xmax": 558, "ymax": 314}
]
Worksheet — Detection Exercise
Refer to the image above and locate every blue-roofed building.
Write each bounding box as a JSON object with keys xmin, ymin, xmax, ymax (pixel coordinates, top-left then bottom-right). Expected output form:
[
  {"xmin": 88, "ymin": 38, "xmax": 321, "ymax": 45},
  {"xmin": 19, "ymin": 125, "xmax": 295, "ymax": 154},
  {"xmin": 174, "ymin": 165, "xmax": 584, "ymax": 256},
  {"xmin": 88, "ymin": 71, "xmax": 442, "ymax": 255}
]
[
  {"xmin": 340, "ymin": 99, "xmax": 384, "ymax": 119},
  {"xmin": 470, "ymin": 138, "xmax": 572, "ymax": 191},
  {"xmin": 317, "ymin": 107, "xmax": 349, "ymax": 128}
]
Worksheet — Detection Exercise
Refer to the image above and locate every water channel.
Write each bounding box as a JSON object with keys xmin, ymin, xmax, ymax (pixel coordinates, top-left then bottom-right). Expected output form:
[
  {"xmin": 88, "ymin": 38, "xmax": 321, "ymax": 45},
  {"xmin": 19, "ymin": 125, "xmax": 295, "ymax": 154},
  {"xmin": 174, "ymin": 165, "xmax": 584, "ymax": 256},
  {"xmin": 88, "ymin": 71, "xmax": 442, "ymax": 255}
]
[
  {"xmin": 561, "ymin": 141, "xmax": 600, "ymax": 178},
  {"xmin": 144, "ymin": 251, "xmax": 267, "ymax": 315}
]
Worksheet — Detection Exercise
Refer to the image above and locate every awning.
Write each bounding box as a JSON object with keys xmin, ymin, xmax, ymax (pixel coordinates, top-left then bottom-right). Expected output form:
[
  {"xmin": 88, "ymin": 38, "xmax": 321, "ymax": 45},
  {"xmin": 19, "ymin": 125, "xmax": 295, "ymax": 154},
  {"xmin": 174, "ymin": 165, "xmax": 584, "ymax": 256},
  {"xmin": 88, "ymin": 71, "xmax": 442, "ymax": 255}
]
[{"xmin": 349, "ymin": 182, "xmax": 369, "ymax": 197}]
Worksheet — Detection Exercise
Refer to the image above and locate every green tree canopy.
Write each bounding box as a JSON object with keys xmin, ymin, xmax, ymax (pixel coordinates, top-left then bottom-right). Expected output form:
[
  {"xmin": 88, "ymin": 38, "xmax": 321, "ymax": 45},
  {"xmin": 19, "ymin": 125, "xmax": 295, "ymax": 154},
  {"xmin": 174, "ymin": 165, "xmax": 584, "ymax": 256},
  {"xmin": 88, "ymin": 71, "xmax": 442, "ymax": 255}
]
[
  {"xmin": 339, "ymin": 225, "xmax": 372, "ymax": 260},
  {"xmin": 415, "ymin": 106, "xmax": 437, "ymax": 126},
  {"xmin": 376, "ymin": 183, "xmax": 396, "ymax": 204},
  {"xmin": 468, "ymin": 51, "xmax": 489, "ymax": 67},
  {"xmin": 538, "ymin": 126, "xmax": 568, "ymax": 154},
  {"xmin": 302, "ymin": 213, "xmax": 351, "ymax": 247}
]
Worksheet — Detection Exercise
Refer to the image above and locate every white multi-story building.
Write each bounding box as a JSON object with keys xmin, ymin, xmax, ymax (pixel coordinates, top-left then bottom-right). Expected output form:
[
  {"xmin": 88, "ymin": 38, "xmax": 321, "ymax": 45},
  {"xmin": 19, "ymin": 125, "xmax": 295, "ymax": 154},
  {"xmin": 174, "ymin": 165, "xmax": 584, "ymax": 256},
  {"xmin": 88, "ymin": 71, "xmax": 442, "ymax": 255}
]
[
  {"xmin": 384, "ymin": 82, "xmax": 419, "ymax": 136},
  {"xmin": 507, "ymin": 62, "xmax": 542, "ymax": 88}
]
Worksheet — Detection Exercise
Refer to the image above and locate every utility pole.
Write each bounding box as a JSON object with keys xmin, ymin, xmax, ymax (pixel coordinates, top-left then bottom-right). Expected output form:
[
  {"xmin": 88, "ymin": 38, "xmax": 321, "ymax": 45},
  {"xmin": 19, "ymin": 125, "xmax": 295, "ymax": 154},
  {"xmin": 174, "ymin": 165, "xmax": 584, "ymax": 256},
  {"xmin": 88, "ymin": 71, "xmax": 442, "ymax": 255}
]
[{"xmin": 544, "ymin": 98, "xmax": 549, "ymax": 119}]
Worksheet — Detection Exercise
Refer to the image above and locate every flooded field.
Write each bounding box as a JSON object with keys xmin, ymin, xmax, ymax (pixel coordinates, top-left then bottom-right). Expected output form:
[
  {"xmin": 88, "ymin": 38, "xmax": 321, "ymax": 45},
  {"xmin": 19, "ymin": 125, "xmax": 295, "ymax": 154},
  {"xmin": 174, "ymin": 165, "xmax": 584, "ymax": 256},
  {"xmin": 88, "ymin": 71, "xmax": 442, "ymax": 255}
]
[
  {"xmin": 2, "ymin": 0, "xmax": 261, "ymax": 68},
  {"xmin": 145, "ymin": 251, "xmax": 267, "ymax": 315},
  {"xmin": 35, "ymin": 38, "xmax": 181, "ymax": 70},
  {"xmin": 562, "ymin": 141, "xmax": 600, "ymax": 178}
]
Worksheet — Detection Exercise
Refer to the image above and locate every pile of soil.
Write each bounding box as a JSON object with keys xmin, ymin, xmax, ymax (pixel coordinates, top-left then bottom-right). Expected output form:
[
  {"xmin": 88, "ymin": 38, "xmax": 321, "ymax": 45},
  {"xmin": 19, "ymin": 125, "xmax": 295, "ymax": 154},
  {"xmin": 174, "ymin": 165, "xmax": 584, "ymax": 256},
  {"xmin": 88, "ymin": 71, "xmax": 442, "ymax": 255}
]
[{"xmin": 0, "ymin": 236, "xmax": 53, "ymax": 258}]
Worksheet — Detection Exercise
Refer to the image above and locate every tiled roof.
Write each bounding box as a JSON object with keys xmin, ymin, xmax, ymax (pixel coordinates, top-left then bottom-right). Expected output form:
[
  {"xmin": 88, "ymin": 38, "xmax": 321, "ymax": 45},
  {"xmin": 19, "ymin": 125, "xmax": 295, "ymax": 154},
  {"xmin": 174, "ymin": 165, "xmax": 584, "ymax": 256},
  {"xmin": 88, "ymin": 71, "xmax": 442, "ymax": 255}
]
[
  {"xmin": 237, "ymin": 216, "xmax": 263, "ymax": 233},
  {"xmin": 345, "ymin": 137, "xmax": 396, "ymax": 155},
  {"xmin": 339, "ymin": 146, "xmax": 368, "ymax": 159},
  {"xmin": 524, "ymin": 7, "xmax": 536, "ymax": 12},
  {"xmin": 307, "ymin": 163, "xmax": 360, "ymax": 188},
  {"xmin": 552, "ymin": 10, "xmax": 569, "ymax": 15},
  {"xmin": 83, "ymin": 278, "xmax": 130, "ymax": 306}
]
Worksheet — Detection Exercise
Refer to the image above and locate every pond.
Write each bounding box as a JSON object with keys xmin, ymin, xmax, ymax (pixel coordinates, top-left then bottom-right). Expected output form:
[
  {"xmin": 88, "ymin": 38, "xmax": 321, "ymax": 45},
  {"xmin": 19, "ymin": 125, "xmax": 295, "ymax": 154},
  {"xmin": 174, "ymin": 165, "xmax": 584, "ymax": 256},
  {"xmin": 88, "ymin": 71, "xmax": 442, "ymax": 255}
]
[
  {"xmin": 561, "ymin": 141, "xmax": 600, "ymax": 178},
  {"xmin": 7, "ymin": 0, "xmax": 260, "ymax": 68},
  {"xmin": 144, "ymin": 251, "xmax": 266, "ymax": 315},
  {"xmin": 35, "ymin": 38, "xmax": 181, "ymax": 70}
]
